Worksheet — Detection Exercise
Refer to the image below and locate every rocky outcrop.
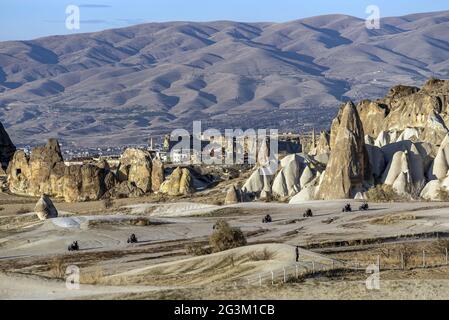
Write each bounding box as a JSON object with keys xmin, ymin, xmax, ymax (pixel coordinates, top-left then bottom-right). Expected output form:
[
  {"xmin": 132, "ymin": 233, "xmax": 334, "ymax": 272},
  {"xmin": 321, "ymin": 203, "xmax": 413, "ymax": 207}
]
[
  {"xmin": 151, "ymin": 157, "xmax": 165, "ymax": 192},
  {"xmin": 289, "ymin": 185, "xmax": 318, "ymax": 203},
  {"xmin": 6, "ymin": 139, "xmax": 111, "ymax": 202},
  {"xmin": 241, "ymin": 168, "xmax": 273, "ymax": 198},
  {"xmin": 0, "ymin": 122, "xmax": 16, "ymax": 170},
  {"xmin": 420, "ymin": 180, "xmax": 442, "ymax": 201},
  {"xmin": 105, "ymin": 181, "xmax": 145, "ymax": 199},
  {"xmin": 357, "ymin": 100, "xmax": 389, "ymax": 138},
  {"xmin": 224, "ymin": 185, "xmax": 240, "ymax": 204},
  {"xmin": 62, "ymin": 164, "xmax": 107, "ymax": 202},
  {"xmin": 7, "ymin": 139, "xmax": 63, "ymax": 196},
  {"xmin": 358, "ymin": 79, "xmax": 449, "ymax": 145},
  {"xmin": 310, "ymin": 131, "xmax": 330, "ymax": 155},
  {"xmin": 317, "ymin": 101, "xmax": 371, "ymax": 199},
  {"xmin": 271, "ymin": 154, "xmax": 304, "ymax": 198},
  {"xmin": 118, "ymin": 148, "xmax": 152, "ymax": 193},
  {"xmin": 432, "ymin": 135, "xmax": 449, "ymax": 180},
  {"xmin": 34, "ymin": 195, "xmax": 58, "ymax": 220},
  {"xmin": 159, "ymin": 167, "xmax": 195, "ymax": 196}
]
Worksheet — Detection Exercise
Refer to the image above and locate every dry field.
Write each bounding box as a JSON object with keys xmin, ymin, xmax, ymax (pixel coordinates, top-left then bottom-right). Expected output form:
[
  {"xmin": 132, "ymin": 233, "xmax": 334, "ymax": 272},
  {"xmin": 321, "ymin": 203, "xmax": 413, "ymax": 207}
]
[{"xmin": 1, "ymin": 192, "xmax": 449, "ymax": 300}]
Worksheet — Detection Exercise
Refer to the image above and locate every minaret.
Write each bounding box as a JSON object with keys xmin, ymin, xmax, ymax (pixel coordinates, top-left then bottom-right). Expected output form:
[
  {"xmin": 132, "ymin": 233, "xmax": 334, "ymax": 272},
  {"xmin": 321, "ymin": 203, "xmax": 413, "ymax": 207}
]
[{"xmin": 312, "ymin": 127, "xmax": 316, "ymax": 148}]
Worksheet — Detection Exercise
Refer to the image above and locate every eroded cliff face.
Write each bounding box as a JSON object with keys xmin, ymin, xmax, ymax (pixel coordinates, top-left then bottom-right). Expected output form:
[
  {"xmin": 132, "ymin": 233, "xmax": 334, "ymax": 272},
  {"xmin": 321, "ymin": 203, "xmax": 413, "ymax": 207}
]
[
  {"xmin": 0, "ymin": 122, "xmax": 16, "ymax": 171},
  {"xmin": 357, "ymin": 79, "xmax": 449, "ymax": 146},
  {"xmin": 236, "ymin": 78, "xmax": 449, "ymax": 202},
  {"xmin": 317, "ymin": 101, "xmax": 371, "ymax": 199},
  {"xmin": 6, "ymin": 141, "xmax": 166, "ymax": 202}
]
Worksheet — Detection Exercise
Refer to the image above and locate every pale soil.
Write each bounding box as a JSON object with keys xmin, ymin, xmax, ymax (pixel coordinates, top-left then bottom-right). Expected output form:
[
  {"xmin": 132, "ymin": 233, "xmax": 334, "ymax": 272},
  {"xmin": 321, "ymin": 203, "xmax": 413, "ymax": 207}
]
[{"xmin": 1, "ymin": 195, "xmax": 449, "ymax": 300}]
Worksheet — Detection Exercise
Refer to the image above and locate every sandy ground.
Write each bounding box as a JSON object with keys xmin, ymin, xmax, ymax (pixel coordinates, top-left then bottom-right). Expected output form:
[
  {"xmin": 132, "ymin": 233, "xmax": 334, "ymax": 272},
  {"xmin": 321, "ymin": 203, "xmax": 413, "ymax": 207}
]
[{"xmin": 1, "ymin": 196, "xmax": 449, "ymax": 300}]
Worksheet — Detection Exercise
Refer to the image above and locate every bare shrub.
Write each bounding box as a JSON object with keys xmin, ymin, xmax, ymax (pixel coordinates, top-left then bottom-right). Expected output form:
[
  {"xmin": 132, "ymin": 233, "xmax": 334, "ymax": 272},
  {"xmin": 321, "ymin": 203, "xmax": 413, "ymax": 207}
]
[
  {"xmin": 398, "ymin": 244, "xmax": 416, "ymax": 269},
  {"xmin": 185, "ymin": 243, "xmax": 212, "ymax": 256},
  {"xmin": 49, "ymin": 257, "xmax": 66, "ymax": 279},
  {"xmin": 16, "ymin": 206, "xmax": 30, "ymax": 215},
  {"xmin": 365, "ymin": 184, "xmax": 404, "ymax": 202},
  {"xmin": 248, "ymin": 248, "xmax": 273, "ymax": 261},
  {"xmin": 437, "ymin": 189, "xmax": 449, "ymax": 201},
  {"xmin": 130, "ymin": 217, "xmax": 151, "ymax": 226},
  {"xmin": 430, "ymin": 239, "xmax": 449, "ymax": 255},
  {"xmin": 209, "ymin": 220, "xmax": 246, "ymax": 252}
]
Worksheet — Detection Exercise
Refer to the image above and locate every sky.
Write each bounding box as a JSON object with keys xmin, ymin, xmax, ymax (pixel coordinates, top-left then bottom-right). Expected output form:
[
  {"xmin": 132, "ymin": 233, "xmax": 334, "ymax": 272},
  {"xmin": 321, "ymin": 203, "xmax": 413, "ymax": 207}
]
[{"xmin": 0, "ymin": 0, "xmax": 448, "ymax": 41}]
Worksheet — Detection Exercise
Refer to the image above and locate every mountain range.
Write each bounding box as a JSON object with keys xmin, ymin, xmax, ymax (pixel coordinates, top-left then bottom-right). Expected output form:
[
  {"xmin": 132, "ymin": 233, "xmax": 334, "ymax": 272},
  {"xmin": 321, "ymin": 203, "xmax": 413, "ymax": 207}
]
[{"xmin": 1, "ymin": 10, "xmax": 449, "ymax": 147}]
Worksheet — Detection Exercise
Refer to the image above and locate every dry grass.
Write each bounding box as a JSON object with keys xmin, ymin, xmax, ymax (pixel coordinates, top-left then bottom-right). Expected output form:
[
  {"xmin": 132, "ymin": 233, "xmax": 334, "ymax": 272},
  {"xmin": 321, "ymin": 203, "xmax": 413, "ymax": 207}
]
[
  {"xmin": 248, "ymin": 248, "xmax": 273, "ymax": 261},
  {"xmin": 185, "ymin": 243, "xmax": 212, "ymax": 256},
  {"xmin": 49, "ymin": 257, "xmax": 66, "ymax": 279},
  {"xmin": 16, "ymin": 206, "xmax": 31, "ymax": 215},
  {"xmin": 86, "ymin": 217, "xmax": 152, "ymax": 228},
  {"xmin": 370, "ymin": 213, "xmax": 416, "ymax": 225},
  {"xmin": 365, "ymin": 184, "xmax": 405, "ymax": 202},
  {"xmin": 332, "ymin": 240, "xmax": 449, "ymax": 270},
  {"xmin": 0, "ymin": 213, "xmax": 40, "ymax": 230},
  {"xmin": 80, "ymin": 267, "xmax": 105, "ymax": 284}
]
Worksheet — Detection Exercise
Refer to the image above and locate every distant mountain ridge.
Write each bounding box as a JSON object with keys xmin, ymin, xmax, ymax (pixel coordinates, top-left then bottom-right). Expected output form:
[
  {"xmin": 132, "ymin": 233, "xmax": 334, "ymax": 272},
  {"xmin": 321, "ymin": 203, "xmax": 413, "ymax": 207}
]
[{"xmin": 1, "ymin": 10, "xmax": 449, "ymax": 146}]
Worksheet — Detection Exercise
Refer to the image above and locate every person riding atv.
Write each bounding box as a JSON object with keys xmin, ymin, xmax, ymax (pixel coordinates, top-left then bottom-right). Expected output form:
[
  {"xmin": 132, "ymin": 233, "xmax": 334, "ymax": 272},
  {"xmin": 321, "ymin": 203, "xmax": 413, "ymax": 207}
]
[
  {"xmin": 262, "ymin": 214, "xmax": 272, "ymax": 223},
  {"xmin": 359, "ymin": 202, "xmax": 369, "ymax": 211},
  {"xmin": 303, "ymin": 208, "xmax": 313, "ymax": 217},
  {"xmin": 68, "ymin": 241, "xmax": 79, "ymax": 251},
  {"xmin": 127, "ymin": 233, "xmax": 138, "ymax": 243},
  {"xmin": 342, "ymin": 203, "xmax": 352, "ymax": 212}
]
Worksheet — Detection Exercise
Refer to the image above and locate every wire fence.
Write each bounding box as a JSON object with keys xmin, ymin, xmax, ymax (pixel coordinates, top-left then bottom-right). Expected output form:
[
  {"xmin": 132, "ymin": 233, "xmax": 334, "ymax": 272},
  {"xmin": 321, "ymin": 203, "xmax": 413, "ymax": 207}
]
[
  {"xmin": 236, "ymin": 259, "xmax": 342, "ymax": 287},
  {"xmin": 233, "ymin": 247, "xmax": 449, "ymax": 287}
]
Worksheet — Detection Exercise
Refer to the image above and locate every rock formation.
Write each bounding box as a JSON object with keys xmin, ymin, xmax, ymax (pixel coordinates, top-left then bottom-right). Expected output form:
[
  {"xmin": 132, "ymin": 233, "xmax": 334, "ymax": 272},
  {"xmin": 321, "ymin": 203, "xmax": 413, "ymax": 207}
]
[
  {"xmin": 34, "ymin": 195, "xmax": 58, "ymax": 220},
  {"xmin": 317, "ymin": 101, "xmax": 371, "ymax": 199},
  {"xmin": 432, "ymin": 135, "xmax": 449, "ymax": 180},
  {"xmin": 0, "ymin": 121, "xmax": 16, "ymax": 170},
  {"xmin": 241, "ymin": 169, "xmax": 273, "ymax": 198},
  {"xmin": 310, "ymin": 131, "xmax": 330, "ymax": 156},
  {"xmin": 63, "ymin": 164, "xmax": 107, "ymax": 202},
  {"xmin": 151, "ymin": 157, "xmax": 165, "ymax": 192},
  {"xmin": 358, "ymin": 79, "xmax": 449, "ymax": 146},
  {"xmin": 159, "ymin": 167, "xmax": 195, "ymax": 196},
  {"xmin": 7, "ymin": 140, "xmax": 167, "ymax": 202},
  {"xmin": 8, "ymin": 139, "xmax": 63, "ymax": 196},
  {"xmin": 271, "ymin": 154, "xmax": 304, "ymax": 198},
  {"xmin": 224, "ymin": 185, "xmax": 240, "ymax": 204},
  {"xmin": 118, "ymin": 148, "xmax": 152, "ymax": 193}
]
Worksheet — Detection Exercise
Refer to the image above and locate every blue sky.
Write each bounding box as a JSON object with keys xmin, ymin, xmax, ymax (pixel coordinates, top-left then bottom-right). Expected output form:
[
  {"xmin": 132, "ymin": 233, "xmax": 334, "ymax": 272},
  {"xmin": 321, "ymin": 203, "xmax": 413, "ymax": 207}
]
[{"xmin": 0, "ymin": 0, "xmax": 448, "ymax": 41}]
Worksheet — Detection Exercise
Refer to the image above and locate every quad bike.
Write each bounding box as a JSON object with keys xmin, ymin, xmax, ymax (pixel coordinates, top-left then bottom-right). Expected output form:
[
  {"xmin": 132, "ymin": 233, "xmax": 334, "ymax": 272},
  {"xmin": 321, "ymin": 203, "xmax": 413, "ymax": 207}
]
[
  {"xmin": 262, "ymin": 214, "xmax": 272, "ymax": 223},
  {"xmin": 68, "ymin": 241, "xmax": 79, "ymax": 251},
  {"xmin": 127, "ymin": 234, "xmax": 138, "ymax": 244},
  {"xmin": 303, "ymin": 208, "xmax": 313, "ymax": 217},
  {"xmin": 359, "ymin": 203, "xmax": 369, "ymax": 211}
]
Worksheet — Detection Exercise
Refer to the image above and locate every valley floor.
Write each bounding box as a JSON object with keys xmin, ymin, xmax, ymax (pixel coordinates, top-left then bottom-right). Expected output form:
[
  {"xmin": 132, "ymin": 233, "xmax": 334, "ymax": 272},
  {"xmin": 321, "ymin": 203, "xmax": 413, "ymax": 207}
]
[{"xmin": 1, "ymin": 195, "xmax": 449, "ymax": 300}]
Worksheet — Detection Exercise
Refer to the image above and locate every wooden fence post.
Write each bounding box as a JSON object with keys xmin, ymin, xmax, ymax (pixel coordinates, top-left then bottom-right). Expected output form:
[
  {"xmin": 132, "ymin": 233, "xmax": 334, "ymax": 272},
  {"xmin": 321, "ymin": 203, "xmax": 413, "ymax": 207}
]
[
  {"xmin": 271, "ymin": 271, "xmax": 274, "ymax": 285},
  {"xmin": 401, "ymin": 252, "xmax": 404, "ymax": 270},
  {"xmin": 283, "ymin": 267, "xmax": 286, "ymax": 283},
  {"xmin": 295, "ymin": 265, "xmax": 298, "ymax": 278},
  {"xmin": 422, "ymin": 250, "xmax": 426, "ymax": 268},
  {"xmin": 377, "ymin": 255, "xmax": 381, "ymax": 271},
  {"xmin": 312, "ymin": 261, "xmax": 315, "ymax": 273}
]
